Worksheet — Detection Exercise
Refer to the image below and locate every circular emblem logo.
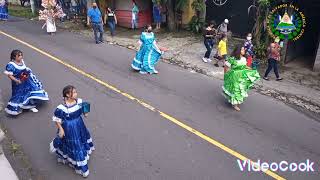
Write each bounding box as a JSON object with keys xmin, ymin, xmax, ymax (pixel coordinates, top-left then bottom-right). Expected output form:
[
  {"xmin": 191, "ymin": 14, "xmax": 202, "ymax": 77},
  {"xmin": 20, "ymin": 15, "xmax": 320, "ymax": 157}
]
[
  {"xmin": 213, "ymin": 0, "xmax": 228, "ymax": 6},
  {"xmin": 267, "ymin": 3, "xmax": 306, "ymax": 41}
]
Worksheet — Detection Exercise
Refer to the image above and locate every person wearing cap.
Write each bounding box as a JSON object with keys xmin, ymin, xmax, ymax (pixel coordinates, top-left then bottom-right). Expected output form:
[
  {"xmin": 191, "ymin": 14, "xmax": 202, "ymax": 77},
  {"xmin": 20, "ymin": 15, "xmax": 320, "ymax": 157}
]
[
  {"xmin": 218, "ymin": 19, "xmax": 229, "ymax": 35},
  {"xmin": 214, "ymin": 19, "xmax": 229, "ymax": 60},
  {"xmin": 263, "ymin": 37, "xmax": 283, "ymax": 81},
  {"xmin": 87, "ymin": 2, "xmax": 104, "ymax": 44}
]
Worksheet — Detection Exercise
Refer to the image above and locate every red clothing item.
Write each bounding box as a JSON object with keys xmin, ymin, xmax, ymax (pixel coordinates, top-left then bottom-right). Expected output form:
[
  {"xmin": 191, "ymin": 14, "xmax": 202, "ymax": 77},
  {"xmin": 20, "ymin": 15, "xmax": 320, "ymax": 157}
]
[
  {"xmin": 268, "ymin": 43, "xmax": 281, "ymax": 61},
  {"xmin": 247, "ymin": 56, "xmax": 253, "ymax": 67}
]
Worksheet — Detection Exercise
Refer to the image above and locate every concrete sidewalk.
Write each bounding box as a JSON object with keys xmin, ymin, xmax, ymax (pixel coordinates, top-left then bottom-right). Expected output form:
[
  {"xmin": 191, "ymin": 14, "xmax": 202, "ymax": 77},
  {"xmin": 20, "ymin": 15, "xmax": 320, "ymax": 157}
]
[
  {"xmin": 55, "ymin": 21, "xmax": 320, "ymax": 115},
  {"xmin": 0, "ymin": 130, "xmax": 19, "ymax": 180},
  {"xmin": 0, "ymin": 88, "xmax": 19, "ymax": 180}
]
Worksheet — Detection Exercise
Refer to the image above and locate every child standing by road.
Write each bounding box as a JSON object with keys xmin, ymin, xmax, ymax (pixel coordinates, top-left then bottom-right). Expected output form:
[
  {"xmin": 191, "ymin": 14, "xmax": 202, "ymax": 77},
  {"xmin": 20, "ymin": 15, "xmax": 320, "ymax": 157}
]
[
  {"xmin": 244, "ymin": 33, "xmax": 254, "ymax": 67},
  {"xmin": 50, "ymin": 85, "xmax": 94, "ymax": 177},
  {"xmin": 214, "ymin": 34, "xmax": 228, "ymax": 68}
]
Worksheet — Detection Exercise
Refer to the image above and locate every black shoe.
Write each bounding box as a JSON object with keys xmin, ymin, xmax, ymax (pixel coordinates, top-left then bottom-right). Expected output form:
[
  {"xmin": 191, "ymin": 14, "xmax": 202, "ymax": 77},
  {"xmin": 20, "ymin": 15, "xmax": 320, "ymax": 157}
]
[
  {"xmin": 100, "ymin": 41, "xmax": 104, "ymax": 43},
  {"xmin": 96, "ymin": 41, "xmax": 100, "ymax": 44},
  {"xmin": 214, "ymin": 64, "xmax": 219, "ymax": 67},
  {"xmin": 276, "ymin": 78, "xmax": 283, "ymax": 81},
  {"xmin": 263, "ymin": 77, "xmax": 269, "ymax": 81}
]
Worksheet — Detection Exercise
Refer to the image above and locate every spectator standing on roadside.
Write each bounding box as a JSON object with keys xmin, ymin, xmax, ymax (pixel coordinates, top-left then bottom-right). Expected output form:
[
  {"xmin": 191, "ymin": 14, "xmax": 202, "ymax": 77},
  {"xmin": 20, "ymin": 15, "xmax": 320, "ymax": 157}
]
[
  {"xmin": 87, "ymin": 2, "xmax": 104, "ymax": 44},
  {"xmin": 263, "ymin": 37, "xmax": 283, "ymax": 81}
]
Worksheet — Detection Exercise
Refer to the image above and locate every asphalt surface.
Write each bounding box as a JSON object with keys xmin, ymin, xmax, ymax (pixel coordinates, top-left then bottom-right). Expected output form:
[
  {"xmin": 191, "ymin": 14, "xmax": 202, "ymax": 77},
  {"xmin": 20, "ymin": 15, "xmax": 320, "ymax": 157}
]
[{"xmin": 0, "ymin": 18, "xmax": 319, "ymax": 180}]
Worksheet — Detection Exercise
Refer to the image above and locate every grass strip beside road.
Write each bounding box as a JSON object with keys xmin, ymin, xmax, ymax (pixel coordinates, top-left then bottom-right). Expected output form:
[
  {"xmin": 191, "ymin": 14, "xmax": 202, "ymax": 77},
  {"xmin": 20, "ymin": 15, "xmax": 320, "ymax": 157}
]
[{"xmin": 8, "ymin": 5, "xmax": 37, "ymax": 19}]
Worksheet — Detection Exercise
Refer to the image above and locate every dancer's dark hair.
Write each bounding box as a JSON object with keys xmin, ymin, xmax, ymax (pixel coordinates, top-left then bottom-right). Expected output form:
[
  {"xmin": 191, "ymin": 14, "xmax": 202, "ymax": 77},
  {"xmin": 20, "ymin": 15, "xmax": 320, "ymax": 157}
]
[
  {"xmin": 145, "ymin": 24, "xmax": 152, "ymax": 29},
  {"xmin": 10, "ymin": 50, "xmax": 23, "ymax": 61},
  {"xmin": 208, "ymin": 20, "xmax": 216, "ymax": 27},
  {"xmin": 145, "ymin": 24, "xmax": 152, "ymax": 32},
  {"xmin": 63, "ymin": 85, "xmax": 76, "ymax": 99},
  {"xmin": 231, "ymin": 45, "xmax": 244, "ymax": 60}
]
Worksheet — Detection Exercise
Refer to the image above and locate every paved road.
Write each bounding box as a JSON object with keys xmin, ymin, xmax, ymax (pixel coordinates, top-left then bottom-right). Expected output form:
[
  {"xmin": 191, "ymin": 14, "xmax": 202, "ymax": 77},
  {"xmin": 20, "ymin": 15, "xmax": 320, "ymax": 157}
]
[{"xmin": 0, "ymin": 18, "xmax": 319, "ymax": 180}]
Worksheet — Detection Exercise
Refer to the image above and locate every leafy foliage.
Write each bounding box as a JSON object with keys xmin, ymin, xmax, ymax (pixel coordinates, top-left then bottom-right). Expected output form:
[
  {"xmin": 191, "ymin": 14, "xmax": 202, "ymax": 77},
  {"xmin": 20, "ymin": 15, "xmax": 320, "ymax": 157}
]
[
  {"xmin": 187, "ymin": 0, "xmax": 206, "ymax": 33},
  {"xmin": 258, "ymin": 0, "xmax": 271, "ymax": 8},
  {"xmin": 187, "ymin": 16, "xmax": 205, "ymax": 33},
  {"xmin": 176, "ymin": 0, "xmax": 189, "ymax": 10},
  {"xmin": 158, "ymin": 0, "xmax": 188, "ymax": 10},
  {"xmin": 191, "ymin": 0, "xmax": 206, "ymax": 13},
  {"xmin": 254, "ymin": 42, "xmax": 268, "ymax": 61}
]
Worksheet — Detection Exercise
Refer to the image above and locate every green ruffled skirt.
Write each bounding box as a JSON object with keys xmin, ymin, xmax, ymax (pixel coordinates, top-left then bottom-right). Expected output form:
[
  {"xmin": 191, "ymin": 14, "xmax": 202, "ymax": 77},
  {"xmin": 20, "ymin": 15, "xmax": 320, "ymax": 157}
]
[{"xmin": 222, "ymin": 67, "xmax": 260, "ymax": 105}]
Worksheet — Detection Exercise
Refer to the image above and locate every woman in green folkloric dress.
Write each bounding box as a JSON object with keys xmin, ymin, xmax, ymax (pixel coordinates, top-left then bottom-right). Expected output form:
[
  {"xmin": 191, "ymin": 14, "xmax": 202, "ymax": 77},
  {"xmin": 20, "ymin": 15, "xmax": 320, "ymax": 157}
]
[{"xmin": 222, "ymin": 46, "xmax": 260, "ymax": 111}]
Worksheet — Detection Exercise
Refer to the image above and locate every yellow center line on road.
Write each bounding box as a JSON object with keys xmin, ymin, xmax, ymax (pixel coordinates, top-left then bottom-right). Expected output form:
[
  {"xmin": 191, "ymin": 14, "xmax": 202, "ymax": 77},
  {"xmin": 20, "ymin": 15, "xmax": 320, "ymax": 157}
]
[{"xmin": 0, "ymin": 30, "xmax": 285, "ymax": 180}]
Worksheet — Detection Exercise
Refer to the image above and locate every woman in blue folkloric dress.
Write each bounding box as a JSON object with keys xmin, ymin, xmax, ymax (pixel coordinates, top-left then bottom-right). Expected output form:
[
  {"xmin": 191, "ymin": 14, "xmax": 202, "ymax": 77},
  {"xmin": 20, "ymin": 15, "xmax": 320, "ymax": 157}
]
[
  {"xmin": 131, "ymin": 25, "xmax": 165, "ymax": 74},
  {"xmin": 153, "ymin": 3, "xmax": 161, "ymax": 30},
  {"xmin": 50, "ymin": 85, "xmax": 94, "ymax": 178},
  {"xmin": 0, "ymin": 0, "xmax": 8, "ymax": 21},
  {"xmin": 4, "ymin": 50, "xmax": 49, "ymax": 115}
]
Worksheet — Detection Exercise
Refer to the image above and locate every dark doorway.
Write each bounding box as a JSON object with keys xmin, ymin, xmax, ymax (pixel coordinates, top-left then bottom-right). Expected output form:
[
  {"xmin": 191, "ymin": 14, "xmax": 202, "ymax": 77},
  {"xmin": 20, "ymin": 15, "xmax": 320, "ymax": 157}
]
[
  {"xmin": 285, "ymin": 0, "xmax": 320, "ymax": 70},
  {"xmin": 205, "ymin": 0, "xmax": 255, "ymax": 38}
]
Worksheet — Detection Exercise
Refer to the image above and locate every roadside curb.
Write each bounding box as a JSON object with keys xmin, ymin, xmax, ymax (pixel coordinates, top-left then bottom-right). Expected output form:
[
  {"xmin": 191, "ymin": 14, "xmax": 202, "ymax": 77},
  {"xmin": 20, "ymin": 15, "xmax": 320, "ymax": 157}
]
[
  {"xmin": 0, "ymin": 88, "xmax": 19, "ymax": 180},
  {"xmin": 0, "ymin": 127, "xmax": 19, "ymax": 180}
]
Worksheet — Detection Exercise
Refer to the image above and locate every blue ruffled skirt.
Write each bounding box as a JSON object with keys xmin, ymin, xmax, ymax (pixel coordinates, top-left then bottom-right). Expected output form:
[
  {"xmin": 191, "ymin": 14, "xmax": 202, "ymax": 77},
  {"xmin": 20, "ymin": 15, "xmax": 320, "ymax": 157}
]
[
  {"xmin": 50, "ymin": 117, "xmax": 94, "ymax": 177},
  {"xmin": 5, "ymin": 73, "xmax": 49, "ymax": 115},
  {"xmin": 131, "ymin": 44, "xmax": 162, "ymax": 74},
  {"xmin": 0, "ymin": 6, "xmax": 8, "ymax": 20}
]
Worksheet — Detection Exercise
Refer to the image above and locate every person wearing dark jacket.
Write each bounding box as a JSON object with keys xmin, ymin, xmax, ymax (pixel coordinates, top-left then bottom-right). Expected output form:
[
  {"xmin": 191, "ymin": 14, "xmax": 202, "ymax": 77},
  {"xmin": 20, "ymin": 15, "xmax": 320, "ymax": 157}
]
[{"xmin": 202, "ymin": 21, "xmax": 216, "ymax": 63}]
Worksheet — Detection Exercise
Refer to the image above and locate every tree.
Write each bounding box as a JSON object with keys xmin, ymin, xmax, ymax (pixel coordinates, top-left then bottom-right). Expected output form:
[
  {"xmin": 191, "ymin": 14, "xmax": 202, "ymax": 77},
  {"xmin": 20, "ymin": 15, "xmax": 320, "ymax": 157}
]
[
  {"xmin": 160, "ymin": 0, "xmax": 188, "ymax": 31},
  {"xmin": 166, "ymin": 0, "xmax": 176, "ymax": 31},
  {"xmin": 188, "ymin": 0, "xmax": 206, "ymax": 33},
  {"xmin": 97, "ymin": 0, "xmax": 106, "ymax": 21},
  {"xmin": 200, "ymin": 0, "xmax": 206, "ymax": 21},
  {"xmin": 191, "ymin": 0, "xmax": 205, "ymax": 18}
]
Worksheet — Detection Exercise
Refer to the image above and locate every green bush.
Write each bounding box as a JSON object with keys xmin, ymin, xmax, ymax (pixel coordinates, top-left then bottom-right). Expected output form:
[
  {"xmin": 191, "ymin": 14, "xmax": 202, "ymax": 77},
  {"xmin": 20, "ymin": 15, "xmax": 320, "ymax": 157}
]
[
  {"xmin": 254, "ymin": 43, "xmax": 268, "ymax": 63},
  {"xmin": 187, "ymin": 16, "xmax": 205, "ymax": 33}
]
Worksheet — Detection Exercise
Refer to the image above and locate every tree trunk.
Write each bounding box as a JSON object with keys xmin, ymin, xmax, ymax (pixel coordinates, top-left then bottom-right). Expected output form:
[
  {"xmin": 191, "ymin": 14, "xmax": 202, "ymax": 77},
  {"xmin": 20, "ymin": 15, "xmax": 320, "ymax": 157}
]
[
  {"xmin": 167, "ymin": 0, "xmax": 175, "ymax": 31},
  {"xmin": 200, "ymin": 0, "xmax": 206, "ymax": 21},
  {"xmin": 98, "ymin": 0, "xmax": 106, "ymax": 22}
]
